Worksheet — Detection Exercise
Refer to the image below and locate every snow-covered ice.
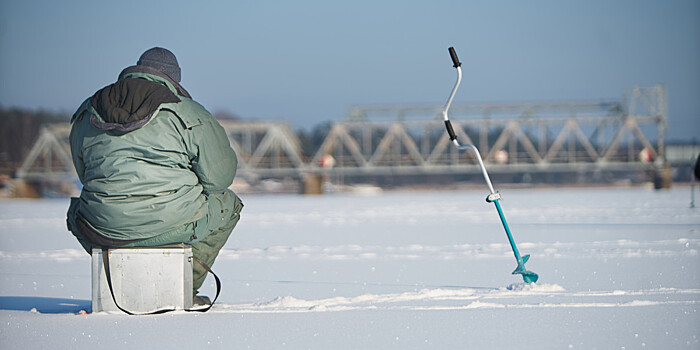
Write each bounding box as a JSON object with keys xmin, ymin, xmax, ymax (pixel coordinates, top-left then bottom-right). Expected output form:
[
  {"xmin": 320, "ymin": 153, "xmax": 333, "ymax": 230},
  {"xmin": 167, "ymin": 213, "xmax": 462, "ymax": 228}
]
[{"xmin": 1, "ymin": 186, "xmax": 698, "ymax": 349}]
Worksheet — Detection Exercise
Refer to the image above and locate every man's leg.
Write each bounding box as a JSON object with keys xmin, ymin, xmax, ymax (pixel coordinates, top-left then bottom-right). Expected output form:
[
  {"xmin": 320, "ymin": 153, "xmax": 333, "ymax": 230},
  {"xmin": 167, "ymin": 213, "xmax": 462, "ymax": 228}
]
[{"xmin": 192, "ymin": 191, "xmax": 243, "ymax": 294}]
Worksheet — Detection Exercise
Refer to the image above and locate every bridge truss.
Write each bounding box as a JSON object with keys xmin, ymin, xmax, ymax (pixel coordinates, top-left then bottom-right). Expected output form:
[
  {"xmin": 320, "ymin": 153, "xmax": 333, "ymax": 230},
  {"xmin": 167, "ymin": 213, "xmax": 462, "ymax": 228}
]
[
  {"xmin": 311, "ymin": 85, "xmax": 667, "ymax": 180},
  {"xmin": 17, "ymin": 85, "xmax": 667, "ymax": 187}
]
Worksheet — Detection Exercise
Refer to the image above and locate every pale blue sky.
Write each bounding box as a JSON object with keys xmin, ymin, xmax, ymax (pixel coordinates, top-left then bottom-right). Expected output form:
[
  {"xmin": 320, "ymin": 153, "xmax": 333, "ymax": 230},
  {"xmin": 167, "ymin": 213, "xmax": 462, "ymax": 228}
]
[{"xmin": 0, "ymin": 0, "xmax": 698, "ymax": 140}]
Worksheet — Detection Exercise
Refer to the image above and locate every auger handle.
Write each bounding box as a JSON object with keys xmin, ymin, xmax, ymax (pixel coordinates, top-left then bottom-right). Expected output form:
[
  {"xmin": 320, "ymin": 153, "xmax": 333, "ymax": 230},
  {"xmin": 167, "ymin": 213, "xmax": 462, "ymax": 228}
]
[{"xmin": 448, "ymin": 47, "xmax": 461, "ymax": 68}]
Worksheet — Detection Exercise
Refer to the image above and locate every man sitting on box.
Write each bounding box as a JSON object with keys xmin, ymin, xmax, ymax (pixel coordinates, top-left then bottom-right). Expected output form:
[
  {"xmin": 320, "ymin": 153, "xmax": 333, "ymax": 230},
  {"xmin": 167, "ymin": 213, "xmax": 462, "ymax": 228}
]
[{"xmin": 66, "ymin": 47, "xmax": 243, "ymax": 305}]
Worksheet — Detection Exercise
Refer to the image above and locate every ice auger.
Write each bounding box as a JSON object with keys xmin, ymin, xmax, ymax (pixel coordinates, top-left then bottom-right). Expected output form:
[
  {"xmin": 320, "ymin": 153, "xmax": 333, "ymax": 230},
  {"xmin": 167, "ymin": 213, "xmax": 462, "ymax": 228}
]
[{"xmin": 442, "ymin": 47, "xmax": 538, "ymax": 283}]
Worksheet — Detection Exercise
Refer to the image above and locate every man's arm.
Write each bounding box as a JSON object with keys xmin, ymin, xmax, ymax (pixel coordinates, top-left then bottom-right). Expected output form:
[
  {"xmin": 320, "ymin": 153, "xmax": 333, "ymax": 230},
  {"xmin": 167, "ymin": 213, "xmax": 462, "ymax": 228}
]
[
  {"xmin": 69, "ymin": 111, "xmax": 87, "ymax": 183},
  {"xmin": 188, "ymin": 114, "xmax": 237, "ymax": 194}
]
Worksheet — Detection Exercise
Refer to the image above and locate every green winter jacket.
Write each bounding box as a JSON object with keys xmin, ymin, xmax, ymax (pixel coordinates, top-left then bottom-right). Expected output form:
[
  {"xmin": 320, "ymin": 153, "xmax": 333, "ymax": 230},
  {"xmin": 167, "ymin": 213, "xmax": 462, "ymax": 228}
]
[{"xmin": 70, "ymin": 70, "xmax": 237, "ymax": 241}]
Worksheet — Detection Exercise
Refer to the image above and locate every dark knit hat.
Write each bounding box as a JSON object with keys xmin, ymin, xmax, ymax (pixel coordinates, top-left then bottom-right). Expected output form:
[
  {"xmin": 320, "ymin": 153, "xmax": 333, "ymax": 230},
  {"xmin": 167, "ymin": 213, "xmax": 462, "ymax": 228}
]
[{"xmin": 137, "ymin": 47, "xmax": 181, "ymax": 82}]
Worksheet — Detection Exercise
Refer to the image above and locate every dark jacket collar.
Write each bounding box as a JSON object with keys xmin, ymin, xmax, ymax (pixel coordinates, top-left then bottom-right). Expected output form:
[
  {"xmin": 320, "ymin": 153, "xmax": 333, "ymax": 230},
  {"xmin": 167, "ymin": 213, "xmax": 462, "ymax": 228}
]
[{"xmin": 118, "ymin": 65, "xmax": 192, "ymax": 99}]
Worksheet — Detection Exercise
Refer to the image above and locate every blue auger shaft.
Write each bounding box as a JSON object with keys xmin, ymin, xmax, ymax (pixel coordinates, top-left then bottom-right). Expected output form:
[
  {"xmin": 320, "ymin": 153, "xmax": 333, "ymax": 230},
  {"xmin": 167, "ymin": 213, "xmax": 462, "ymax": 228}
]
[
  {"xmin": 487, "ymin": 193, "xmax": 538, "ymax": 283},
  {"xmin": 492, "ymin": 198, "xmax": 523, "ymax": 265}
]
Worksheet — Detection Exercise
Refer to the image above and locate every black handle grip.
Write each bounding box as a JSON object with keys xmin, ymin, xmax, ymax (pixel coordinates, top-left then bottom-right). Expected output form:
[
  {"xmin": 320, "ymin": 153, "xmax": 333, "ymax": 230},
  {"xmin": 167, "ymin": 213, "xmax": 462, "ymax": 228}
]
[
  {"xmin": 444, "ymin": 120, "xmax": 457, "ymax": 141},
  {"xmin": 448, "ymin": 47, "xmax": 461, "ymax": 68}
]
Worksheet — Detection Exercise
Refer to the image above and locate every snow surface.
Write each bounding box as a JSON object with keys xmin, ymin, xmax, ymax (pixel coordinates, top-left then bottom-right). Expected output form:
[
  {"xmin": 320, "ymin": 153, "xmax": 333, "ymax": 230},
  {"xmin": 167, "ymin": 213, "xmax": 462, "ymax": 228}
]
[{"xmin": 0, "ymin": 186, "xmax": 699, "ymax": 349}]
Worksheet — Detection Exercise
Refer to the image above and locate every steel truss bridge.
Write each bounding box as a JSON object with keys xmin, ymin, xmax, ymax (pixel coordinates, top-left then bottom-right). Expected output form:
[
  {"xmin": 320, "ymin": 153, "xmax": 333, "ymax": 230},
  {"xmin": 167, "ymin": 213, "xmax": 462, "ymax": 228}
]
[{"xmin": 18, "ymin": 85, "xmax": 667, "ymax": 185}]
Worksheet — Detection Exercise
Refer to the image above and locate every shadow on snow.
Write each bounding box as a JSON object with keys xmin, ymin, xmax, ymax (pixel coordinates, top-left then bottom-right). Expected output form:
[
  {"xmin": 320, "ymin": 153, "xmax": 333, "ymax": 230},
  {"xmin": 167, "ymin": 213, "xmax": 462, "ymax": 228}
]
[{"xmin": 0, "ymin": 296, "xmax": 90, "ymax": 314}]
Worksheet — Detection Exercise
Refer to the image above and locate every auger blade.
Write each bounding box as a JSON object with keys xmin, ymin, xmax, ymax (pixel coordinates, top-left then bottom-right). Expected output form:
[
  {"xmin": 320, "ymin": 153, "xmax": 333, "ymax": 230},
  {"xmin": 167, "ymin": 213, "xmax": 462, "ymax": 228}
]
[{"xmin": 512, "ymin": 257, "xmax": 539, "ymax": 283}]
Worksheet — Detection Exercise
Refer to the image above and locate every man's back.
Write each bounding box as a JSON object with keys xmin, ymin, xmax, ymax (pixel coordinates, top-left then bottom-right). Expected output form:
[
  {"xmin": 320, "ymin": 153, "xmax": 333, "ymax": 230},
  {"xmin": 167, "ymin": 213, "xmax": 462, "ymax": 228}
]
[{"xmin": 70, "ymin": 70, "xmax": 235, "ymax": 241}]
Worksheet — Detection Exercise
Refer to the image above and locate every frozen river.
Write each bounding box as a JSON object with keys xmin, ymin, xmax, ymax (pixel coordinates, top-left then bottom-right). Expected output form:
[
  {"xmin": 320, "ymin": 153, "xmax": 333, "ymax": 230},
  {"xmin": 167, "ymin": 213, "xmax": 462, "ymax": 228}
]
[{"xmin": 0, "ymin": 185, "xmax": 698, "ymax": 349}]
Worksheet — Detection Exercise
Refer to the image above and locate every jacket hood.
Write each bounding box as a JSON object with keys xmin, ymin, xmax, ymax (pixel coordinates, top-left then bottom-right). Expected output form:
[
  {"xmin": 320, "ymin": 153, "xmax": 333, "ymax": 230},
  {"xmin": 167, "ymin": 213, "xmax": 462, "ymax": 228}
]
[{"xmin": 89, "ymin": 68, "xmax": 184, "ymax": 132}]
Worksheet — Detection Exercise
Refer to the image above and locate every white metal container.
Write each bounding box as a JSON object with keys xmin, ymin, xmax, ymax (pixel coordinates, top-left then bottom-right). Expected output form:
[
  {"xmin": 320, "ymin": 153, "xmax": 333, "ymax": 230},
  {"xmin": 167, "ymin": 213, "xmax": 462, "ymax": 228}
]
[{"xmin": 91, "ymin": 245, "xmax": 193, "ymax": 313}]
